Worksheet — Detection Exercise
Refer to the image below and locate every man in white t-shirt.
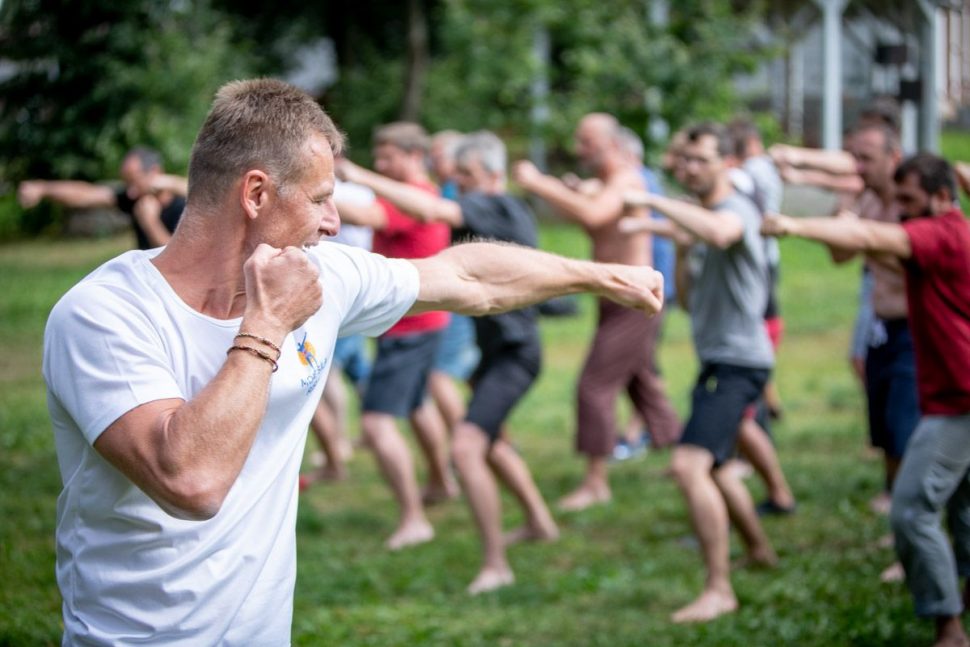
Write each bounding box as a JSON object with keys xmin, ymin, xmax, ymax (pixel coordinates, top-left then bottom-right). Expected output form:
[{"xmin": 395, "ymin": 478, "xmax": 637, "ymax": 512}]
[{"xmin": 43, "ymin": 78, "xmax": 666, "ymax": 645}]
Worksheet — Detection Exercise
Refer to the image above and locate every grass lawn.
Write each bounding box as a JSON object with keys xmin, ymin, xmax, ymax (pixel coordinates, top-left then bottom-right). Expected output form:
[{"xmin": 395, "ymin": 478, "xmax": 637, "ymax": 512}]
[{"xmin": 0, "ymin": 221, "xmax": 943, "ymax": 646}]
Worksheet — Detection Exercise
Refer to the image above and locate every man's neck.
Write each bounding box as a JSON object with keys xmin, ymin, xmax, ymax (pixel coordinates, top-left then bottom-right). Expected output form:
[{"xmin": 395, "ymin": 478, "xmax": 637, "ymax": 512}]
[
  {"xmin": 151, "ymin": 208, "xmax": 251, "ymax": 320},
  {"xmin": 699, "ymin": 176, "xmax": 733, "ymax": 208}
]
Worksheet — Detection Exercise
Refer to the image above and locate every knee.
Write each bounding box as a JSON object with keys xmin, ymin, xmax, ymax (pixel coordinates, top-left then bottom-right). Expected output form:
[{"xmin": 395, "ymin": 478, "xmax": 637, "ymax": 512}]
[
  {"xmin": 360, "ymin": 412, "xmax": 390, "ymax": 448},
  {"xmin": 451, "ymin": 426, "xmax": 487, "ymax": 471},
  {"xmin": 669, "ymin": 448, "xmax": 705, "ymax": 488},
  {"xmin": 890, "ymin": 487, "xmax": 927, "ymax": 543}
]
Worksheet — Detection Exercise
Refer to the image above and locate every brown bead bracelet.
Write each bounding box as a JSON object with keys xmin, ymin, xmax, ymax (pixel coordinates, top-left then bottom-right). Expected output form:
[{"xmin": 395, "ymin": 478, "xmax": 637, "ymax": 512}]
[
  {"xmin": 234, "ymin": 332, "xmax": 282, "ymax": 359},
  {"xmin": 227, "ymin": 344, "xmax": 279, "ymax": 372}
]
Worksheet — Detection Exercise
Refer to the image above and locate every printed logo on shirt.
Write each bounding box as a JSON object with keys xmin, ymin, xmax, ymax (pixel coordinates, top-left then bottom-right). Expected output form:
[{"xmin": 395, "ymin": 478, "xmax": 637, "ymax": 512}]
[{"xmin": 296, "ymin": 332, "xmax": 327, "ymax": 394}]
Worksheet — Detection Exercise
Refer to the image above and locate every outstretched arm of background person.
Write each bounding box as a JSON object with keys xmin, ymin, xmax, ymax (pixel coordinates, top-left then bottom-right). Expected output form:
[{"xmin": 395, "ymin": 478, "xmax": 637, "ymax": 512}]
[
  {"xmin": 334, "ymin": 197, "xmax": 388, "ymax": 230},
  {"xmin": 132, "ymin": 195, "xmax": 172, "ymax": 248},
  {"xmin": 512, "ymin": 160, "xmax": 627, "ymax": 230},
  {"xmin": 768, "ymin": 144, "xmax": 857, "ymax": 176},
  {"xmin": 779, "ymin": 166, "xmax": 865, "ymax": 195},
  {"xmin": 618, "ymin": 215, "xmax": 696, "ymax": 247},
  {"xmin": 150, "ymin": 174, "xmax": 188, "ymax": 197},
  {"xmin": 17, "ymin": 179, "xmax": 116, "ymax": 210},
  {"xmin": 93, "ymin": 245, "xmax": 323, "ymax": 520},
  {"xmin": 408, "ymin": 242, "xmax": 664, "ymax": 318},
  {"xmin": 336, "ymin": 158, "xmax": 462, "ymax": 227},
  {"xmin": 762, "ymin": 213, "xmax": 911, "ymax": 260},
  {"xmin": 625, "ymin": 191, "xmax": 743, "ymax": 249}
]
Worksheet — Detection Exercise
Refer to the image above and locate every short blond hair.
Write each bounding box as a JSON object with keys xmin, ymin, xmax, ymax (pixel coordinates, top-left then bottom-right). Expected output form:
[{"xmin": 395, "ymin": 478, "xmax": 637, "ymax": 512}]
[
  {"xmin": 372, "ymin": 122, "xmax": 429, "ymax": 153},
  {"xmin": 187, "ymin": 78, "xmax": 345, "ymax": 208}
]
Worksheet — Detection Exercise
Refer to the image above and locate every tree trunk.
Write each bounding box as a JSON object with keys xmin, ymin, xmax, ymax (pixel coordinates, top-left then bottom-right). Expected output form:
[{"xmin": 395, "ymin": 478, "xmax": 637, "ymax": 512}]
[{"xmin": 400, "ymin": 0, "xmax": 428, "ymax": 122}]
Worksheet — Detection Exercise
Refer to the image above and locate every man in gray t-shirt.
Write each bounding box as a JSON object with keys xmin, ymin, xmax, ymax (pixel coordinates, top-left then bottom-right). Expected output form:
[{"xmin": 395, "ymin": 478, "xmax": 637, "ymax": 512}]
[{"xmin": 628, "ymin": 123, "xmax": 777, "ymax": 624}]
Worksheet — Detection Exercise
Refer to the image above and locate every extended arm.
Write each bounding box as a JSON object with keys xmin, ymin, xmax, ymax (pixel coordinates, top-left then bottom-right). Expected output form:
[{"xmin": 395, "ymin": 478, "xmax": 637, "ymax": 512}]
[
  {"xmin": 618, "ymin": 215, "xmax": 696, "ymax": 247},
  {"xmin": 18, "ymin": 179, "xmax": 116, "ymax": 210},
  {"xmin": 93, "ymin": 245, "xmax": 323, "ymax": 520},
  {"xmin": 626, "ymin": 191, "xmax": 743, "ymax": 249},
  {"xmin": 769, "ymin": 144, "xmax": 857, "ymax": 176},
  {"xmin": 780, "ymin": 166, "xmax": 864, "ymax": 195},
  {"xmin": 513, "ymin": 161, "xmax": 627, "ymax": 230},
  {"xmin": 151, "ymin": 174, "xmax": 188, "ymax": 197},
  {"xmin": 408, "ymin": 242, "xmax": 663, "ymax": 317},
  {"xmin": 762, "ymin": 213, "xmax": 911, "ymax": 259},
  {"xmin": 337, "ymin": 159, "xmax": 462, "ymax": 227}
]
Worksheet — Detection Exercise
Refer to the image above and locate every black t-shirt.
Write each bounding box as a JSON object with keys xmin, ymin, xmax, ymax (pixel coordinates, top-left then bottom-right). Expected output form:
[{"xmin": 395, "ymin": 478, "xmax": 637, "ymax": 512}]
[
  {"xmin": 454, "ymin": 192, "xmax": 540, "ymax": 354},
  {"xmin": 115, "ymin": 189, "xmax": 186, "ymax": 250}
]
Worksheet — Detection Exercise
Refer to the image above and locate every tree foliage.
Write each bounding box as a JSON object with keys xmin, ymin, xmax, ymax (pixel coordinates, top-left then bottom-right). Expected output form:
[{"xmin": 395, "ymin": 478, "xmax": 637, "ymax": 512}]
[{"xmin": 0, "ymin": 0, "xmax": 256, "ymax": 181}]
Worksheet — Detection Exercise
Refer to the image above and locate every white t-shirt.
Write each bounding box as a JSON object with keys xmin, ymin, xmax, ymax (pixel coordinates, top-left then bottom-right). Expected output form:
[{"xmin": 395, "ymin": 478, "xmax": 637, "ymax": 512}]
[{"xmin": 43, "ymin": 242, "xmax": 418, "ymax": 645}]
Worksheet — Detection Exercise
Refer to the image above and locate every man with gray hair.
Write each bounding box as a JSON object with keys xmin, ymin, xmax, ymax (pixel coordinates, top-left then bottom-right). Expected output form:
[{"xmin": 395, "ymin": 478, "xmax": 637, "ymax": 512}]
[
  {"xmin": 43, "ymin": 79, "xmax": 665, "ymax": 642},
  {"xmin": 514, "ymin": 112, "xmax": 681, "ymax": 512},
  {"xmin": 338, "ymin": 130, "xmax": 559, "ymax": 595}
]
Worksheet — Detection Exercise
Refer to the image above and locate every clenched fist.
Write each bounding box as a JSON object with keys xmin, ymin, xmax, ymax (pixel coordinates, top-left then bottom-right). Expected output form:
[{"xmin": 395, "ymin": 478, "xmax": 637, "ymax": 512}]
[
  {"xmin": 18, "ymin": 181, "xmax": 45, "ymax": 209},
  {"xmin": 241, "ymin": 244, "xmax": 323, "ymax": 342},
  {"xmin": 598, "ymin": 264, "xmax": 665, "ymax": 317}
]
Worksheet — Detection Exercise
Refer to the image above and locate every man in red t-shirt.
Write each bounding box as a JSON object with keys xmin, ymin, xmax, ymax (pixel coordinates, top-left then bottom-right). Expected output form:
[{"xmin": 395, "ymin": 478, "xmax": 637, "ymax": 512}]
[
  {"xmin": 335, "ymin": 122, "xmax": 453, "ymax": 550},
  {"xmin": 763, "ymin": 153, "xmax": 970, "ymax": 647}
]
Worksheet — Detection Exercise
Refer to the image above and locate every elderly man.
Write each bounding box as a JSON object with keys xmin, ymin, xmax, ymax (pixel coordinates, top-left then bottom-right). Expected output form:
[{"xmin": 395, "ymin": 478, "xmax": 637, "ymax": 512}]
[{"xmin": 43, "ymin": 79, "xmax": 664, "ymax": 644}]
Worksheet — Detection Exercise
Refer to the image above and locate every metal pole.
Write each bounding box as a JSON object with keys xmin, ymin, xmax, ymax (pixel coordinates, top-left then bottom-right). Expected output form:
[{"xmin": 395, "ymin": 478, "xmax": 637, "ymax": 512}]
[
  {"xmin": 529, "ymin": 26, "xmax": 550, "ymax": 170},
  {"xmin": 814, "ymin": 0, "xmax": 847, "ymax": 150},
  {"xmin": 916, "ymin": 0, "xmax": 941, "ymax": 152}
]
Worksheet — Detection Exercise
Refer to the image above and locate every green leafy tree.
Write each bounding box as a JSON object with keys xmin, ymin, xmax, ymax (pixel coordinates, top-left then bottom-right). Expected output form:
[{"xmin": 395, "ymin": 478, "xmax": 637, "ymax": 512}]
[{"xmin": 0, "ymin": 0, "xmax": 256, "ymax": 182}]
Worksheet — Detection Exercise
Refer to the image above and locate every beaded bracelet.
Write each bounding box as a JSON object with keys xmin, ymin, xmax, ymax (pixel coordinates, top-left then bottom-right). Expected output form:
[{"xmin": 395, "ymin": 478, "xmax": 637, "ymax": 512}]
[
  {"xmin": 235, "ymin": 332, "xmax": 281, "ymax": 359},
  {"xmin": 227, "ymin": 344, "xmax": 279, "ymax": 372}
]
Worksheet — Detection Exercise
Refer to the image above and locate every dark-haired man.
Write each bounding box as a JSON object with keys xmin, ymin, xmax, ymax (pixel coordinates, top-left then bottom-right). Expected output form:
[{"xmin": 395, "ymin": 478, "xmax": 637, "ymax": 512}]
[
  {"xmin": 628, "ymin": 122, "xmax": 778, "ymax": 623},
  {"xmin": 764, "ymin": 153, "xmax": 970, "ymax": 647}
]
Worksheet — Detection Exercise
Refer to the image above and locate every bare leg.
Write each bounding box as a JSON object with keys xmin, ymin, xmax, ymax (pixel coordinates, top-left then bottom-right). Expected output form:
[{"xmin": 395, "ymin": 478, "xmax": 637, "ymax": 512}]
[
  {"xmin": 451, "ymin": 423, "xmax": 515, "ymax": 594},
  {"xmin": 485, "ymin": 429, "xmax": 558, "ymax": 545},
  {"xmin": 711, "ymin": 463, "xmax": 777, "ymax": 568},
  {"xmin": 302, "ymin": 397, "xmax": 347, "ymax": 489},
  {"xmin": 737, "ymin": 418, "xmax": 795, "ymax": 510},
  {"xmin": 361, "ymin": 411, "xmax": 434, "ymax": 550},
  {"xmin": 669, "ymin": 445, "xmax": 739, "ymax": 623},
  {"xmin": 763, "ymin": 381, "xmax": 783, "ymax": 419},
  {"xmin": 558, "ymin": 456, "xmax": 612, "ymax": 512},
  {"xmin": 409, "ymin": 400, "xmax": 459, "ymax": 505},
  {"xmin": 429, "ymin": 370, "xmax": 467, "ymax": 431},
  {"xmin": 321, "ymin": 371, "xmax": 354, "ymax": 460}
]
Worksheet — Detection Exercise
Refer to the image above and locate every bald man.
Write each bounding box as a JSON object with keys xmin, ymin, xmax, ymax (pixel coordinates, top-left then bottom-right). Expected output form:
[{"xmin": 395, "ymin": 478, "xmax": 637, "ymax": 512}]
[{"xmin": 514, "ymin": 113, "xmax": 680, "ymax": 510}]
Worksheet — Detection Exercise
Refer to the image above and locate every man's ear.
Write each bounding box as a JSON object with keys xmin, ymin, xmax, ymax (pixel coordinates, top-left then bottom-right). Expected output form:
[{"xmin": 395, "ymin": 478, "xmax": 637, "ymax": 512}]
[
  {"xmin": 930, "ymin": 187, "xmax": 953, "ymax": 214},
  {"xmin": 240, "ymin": 170, "xmax": 270, "ymax": 221}
]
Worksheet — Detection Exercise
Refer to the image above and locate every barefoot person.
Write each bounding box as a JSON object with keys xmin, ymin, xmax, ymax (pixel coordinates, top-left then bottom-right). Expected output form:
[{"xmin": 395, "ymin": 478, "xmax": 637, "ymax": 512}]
[
  {"xmin": 43, "ymin": 78, "xmax": 665, "ymax": 644},
  {"xmin": 763, "ymin": 153, "xmax": 970, "ymax": 647},
  {"xmin": 514, "ymin": 113, "xmax": 680, "ymax": 512},
  {"xmin": 629, "ymin": 122, "xmax": 778, "ymax": 622},
  {"xmin": 333, "ymin": 122, "xmax": 456, "ymax": 548},
  {"xmin": 340, "ymin": 130, "xmax": 559, "ymax": 594}
]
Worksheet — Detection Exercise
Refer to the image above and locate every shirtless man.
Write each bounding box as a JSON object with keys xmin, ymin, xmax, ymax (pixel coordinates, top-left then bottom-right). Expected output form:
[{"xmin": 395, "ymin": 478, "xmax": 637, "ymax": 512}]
[{"xmin": 513, "ymin": 113, "xmax": 680, "ymax": 511}]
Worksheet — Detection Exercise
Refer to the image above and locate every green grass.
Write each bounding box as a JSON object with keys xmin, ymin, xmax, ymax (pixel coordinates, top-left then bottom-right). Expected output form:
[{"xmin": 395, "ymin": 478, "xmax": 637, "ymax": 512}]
[{"xmin": 0, "ymin": 222, "xmax": 945, "ymax": 646}]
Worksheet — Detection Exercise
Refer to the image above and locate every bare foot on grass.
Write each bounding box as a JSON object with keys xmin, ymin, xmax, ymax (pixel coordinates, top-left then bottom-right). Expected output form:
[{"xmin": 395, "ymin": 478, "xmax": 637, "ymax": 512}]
[
  {"xmin": 880, "ymin": 561, "xmax": 905, "ymax": 583},
  {"xmin": 421, "ymin": 480, "xmax": 460, "ymax": 506},
  {"xmin": 504, "ymin": 519, "xmax": 560, "ymax": 546},
  {"xmin": 467, "ymin": 567, "xmax": 515, "ymax": 595},
  {"xmin": 385, "ymin": 520, "xmax": 434, "ymax": 551},
  {"xmin": 671, "ymin": 589, "xmax": 738, "ymax": 623},
  {"xmin": 557, "ymin": 486, "xmax": 611, "ymax": 512}
]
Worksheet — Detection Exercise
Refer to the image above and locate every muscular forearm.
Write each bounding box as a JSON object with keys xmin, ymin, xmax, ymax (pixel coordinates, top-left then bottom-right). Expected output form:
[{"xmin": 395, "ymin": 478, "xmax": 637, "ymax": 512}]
[
  {"xmin": 411, "ymin": 242, "xmax": 663, "ymax": 317},
  {"xmin": 768, "ymin": 215, "xmax": 911, "ymax": 259}
]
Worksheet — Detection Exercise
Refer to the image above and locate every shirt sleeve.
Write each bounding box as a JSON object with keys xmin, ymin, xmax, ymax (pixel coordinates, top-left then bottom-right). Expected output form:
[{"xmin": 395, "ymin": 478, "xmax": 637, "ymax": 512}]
[
  {"xmin": 903, "ymin": 217, "xmax": 951, "ymax": 273},
  {"xmin": 42, "ymin": 283, "xmax": 185, "ymax": 445},
  {"xmin": 313, "ymin": 244, "xmax": 420, "ymax": 337}
]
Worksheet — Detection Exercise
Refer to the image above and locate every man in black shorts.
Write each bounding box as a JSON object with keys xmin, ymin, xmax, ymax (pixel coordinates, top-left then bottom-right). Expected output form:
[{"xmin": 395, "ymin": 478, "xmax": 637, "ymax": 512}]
[
  {"xmin": 18, "ymin": 147, "xmax": 186, "ymax": 249},
  {"xmin": 338, "ymin": 131, "xmax": 559, "ymax": 594},
  {"xmin": 629, "ymin": 123, "xmax": 777, "ymax": 622}
]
